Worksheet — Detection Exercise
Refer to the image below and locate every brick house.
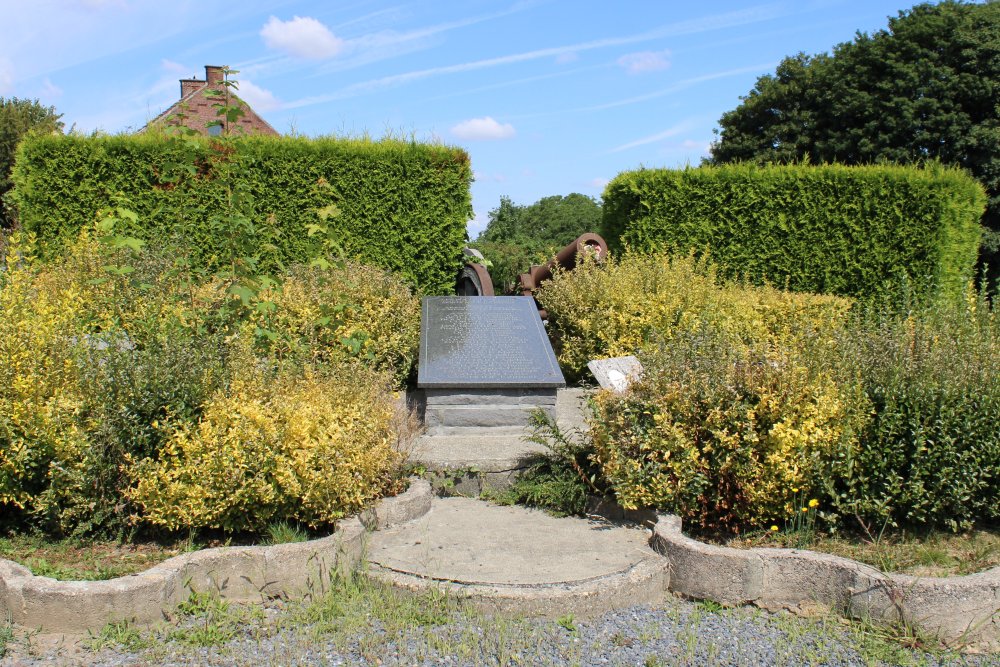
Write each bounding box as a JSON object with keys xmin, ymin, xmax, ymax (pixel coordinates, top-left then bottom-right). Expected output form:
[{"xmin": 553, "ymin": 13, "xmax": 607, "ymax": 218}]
[{"xmin": 146, "ymin": 65, "xmax": 279, "ymax": 136}]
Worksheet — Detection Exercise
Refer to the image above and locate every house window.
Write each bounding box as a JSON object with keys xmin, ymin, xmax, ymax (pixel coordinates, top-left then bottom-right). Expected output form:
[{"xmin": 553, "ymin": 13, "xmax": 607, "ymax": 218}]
[{"xmin": 207, "ymin": 123, "xmax": 223, "ymax": 137}]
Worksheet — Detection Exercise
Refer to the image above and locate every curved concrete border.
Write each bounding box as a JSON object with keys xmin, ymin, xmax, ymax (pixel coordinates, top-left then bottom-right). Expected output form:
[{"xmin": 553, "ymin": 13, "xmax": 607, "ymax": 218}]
[
  {"xmin": 369, "ymin": 557, "xmax": 667, "ymax": 618},
  {"xmin": 651, "ymin": 514, "xmax": 1000, "ymax": 650},
  {"xmin": 0, "ymin": 479, "xmax": 433, "ymax": 634}
]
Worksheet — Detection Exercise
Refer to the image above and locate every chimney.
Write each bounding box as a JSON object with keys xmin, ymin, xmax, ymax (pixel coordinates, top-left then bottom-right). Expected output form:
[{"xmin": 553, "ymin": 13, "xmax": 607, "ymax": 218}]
[
  {"xmin": 179, "ymin": 78, "xmax": 202, "ymax": 99},
  {"xmin": 205, "ymin": 65, "xmax": 226, "ymax": 86}
]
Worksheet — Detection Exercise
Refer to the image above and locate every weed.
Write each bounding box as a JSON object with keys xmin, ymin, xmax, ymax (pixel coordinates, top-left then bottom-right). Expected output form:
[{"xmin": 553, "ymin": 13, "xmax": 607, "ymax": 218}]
[
  {"xmin": 697, "ymin": 599, "xmax": 724, "ymax": 613},
  {"xmin": 0, "ymin": 533, "xmax": 187, "ymax": 581},
  {"xmin": 485, "ymin": 410, "xmax": 602, "ymax": 517},
  {"xmin": 86, "ymin": 619, "xmax": 150, "ymax": 652},
  {"xmin": 265, "ymin": 520, "xmax": 309, "ymax": 545},
  {"xmin": 167, "ymin": 589, "xmax": 249, "ymax": 647},
  {"xmin": 610, "ymin": 630, "xmax": 634, "ymax": 647},
  {"xmin": 0, "ymin": 615, "xmax": 13, "ymax": 658},
  {"xmin": 556, "ymin": 613, "xmax": 577, "ymax": 634}
]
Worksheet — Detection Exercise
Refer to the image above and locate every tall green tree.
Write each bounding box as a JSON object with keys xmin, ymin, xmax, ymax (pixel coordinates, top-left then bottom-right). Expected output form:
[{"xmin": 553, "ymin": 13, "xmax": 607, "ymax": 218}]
[
  {"xmin": 473, "ymin": 193, "xmax": 602, "ymax": 292},
  {"xmin": 477, "ymin": 193, "xmax": 602, "ymax": 247},
  {"xmin": 710, "ymin": 1, "xmax": 1000, "ymax": 282},
  {"xmin": 1, "ymin": 97, "xmax": 63, "ymax": 228}
]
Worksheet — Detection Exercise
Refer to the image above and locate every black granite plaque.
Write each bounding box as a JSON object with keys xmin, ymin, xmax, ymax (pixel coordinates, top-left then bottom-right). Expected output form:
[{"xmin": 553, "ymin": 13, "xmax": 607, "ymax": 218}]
[{"xmin": 418, "ymin": 297, "xmax": 565, "ymax": 388}]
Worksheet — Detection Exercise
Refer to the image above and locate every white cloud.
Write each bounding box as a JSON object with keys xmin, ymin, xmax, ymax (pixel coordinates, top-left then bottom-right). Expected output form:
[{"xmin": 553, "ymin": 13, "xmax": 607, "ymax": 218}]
[
  {"xmin": 160, "ymin": 58, "xmax": 189, "ymax": 75},
  {"xmin": 238, "ymin": 79, "xmax": 280, "ymax": 112},
  {"xmin": 589, "ymin": 177, "xmax": 610, "ymax": 189},
  {"xmin": 473, "ymin": 171, "xmax": 508, "ymax": 183},
  {"xmin": 451, "ymin": 117, "xmax": 515, "ymax": 141},
  {"xmin": 283, "ymin": 6, "xmax": 787, "ymax": 109},
  {"xmin": 609, "ymin": 119, "xmax": 699, "ymax": 153},
  {"xmin": 555, "ymin": 52, "xmax": 578, "ymax": 64},
  {"xmin": 0, "ymin": 58, "xmax": 13, "ymax": 94},
  {"xmin": 680, "ymin": 139, "xmax": 711, "ymax": 154},
  {"xmin": 261, "ymin": 16, "xmax": 343, "ymax": 60},
  {"xmin": 468, "ymin": 210, "xmax": 490, "ymax": 238},
  {"xmin": 617, "ymin": 49, "xmax": 671, "ymax": 74},
  {"xmin": 41, "ymin": 78, "xmax": 62, "ymax": 98}
]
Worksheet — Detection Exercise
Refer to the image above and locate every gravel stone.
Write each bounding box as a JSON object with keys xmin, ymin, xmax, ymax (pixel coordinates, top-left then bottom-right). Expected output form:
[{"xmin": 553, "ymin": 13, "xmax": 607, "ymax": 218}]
[{"xmin": 3, "ymin": 598, "xmax": 992, "ymax": 666}]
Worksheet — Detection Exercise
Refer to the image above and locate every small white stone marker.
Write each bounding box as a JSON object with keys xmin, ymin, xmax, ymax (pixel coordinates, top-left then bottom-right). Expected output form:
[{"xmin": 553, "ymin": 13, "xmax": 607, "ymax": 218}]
[{"xmin": 587, "ymin": 355, "xmax": 643, "ymax": 393}]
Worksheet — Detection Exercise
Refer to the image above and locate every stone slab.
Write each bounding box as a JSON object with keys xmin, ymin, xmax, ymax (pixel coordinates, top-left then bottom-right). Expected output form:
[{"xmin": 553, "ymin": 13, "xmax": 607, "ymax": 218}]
[
  {"xmin": 367, "ymin": 497, "xmax": 659, "ymax": 586},
  {"xmin": 424, "ymin": 404, "xmax": 556, "ymax": 430},
  {"xmin": 411, "ymin": 434, "xmax": 548, "ymax": 472},
  {"xmin": 424, "ymin": 388, "xmax": 557, "ymax": 406},
  {"xmin": 418, "ymin": 297, "xmax": 565, "ymax": 389},
  {"xmin": 588, "ymin": 355, "xmax": 643, "ymax": 393}
]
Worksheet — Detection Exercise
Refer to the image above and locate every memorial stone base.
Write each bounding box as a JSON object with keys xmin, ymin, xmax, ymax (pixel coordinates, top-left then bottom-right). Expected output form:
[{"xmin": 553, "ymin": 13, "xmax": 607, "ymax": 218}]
[
  {"xmin": 423, "ymin": 388, "xmax": 557, "ymax": 434},
  {"xmin": 417, "ymin": 296, "xmax": 566, "ymax": 435}
]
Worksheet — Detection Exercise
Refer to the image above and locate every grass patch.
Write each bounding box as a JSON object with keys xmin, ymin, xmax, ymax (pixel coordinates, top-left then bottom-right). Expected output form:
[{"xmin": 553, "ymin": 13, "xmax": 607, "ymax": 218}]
[
  {"xmin": 265, "ymin": 520, "xmax": 310, "ymax": 545},
  {"xmin": 53, "ymin": 572, "xmax": 982, "ymax": 665},
  {"xmin": 0, "ymin": 617, "xmax": 13, "ymax": 659},
  {"xmin": 0, "ymin": 521, "xmax": 334, "ymax": 581},
  {"xmin": 87, "ymin": 619, "xmax": 152, "ymax": 652},
  {"xmin": 0, "ymin": 534, "xmax": 194, "ymax": 581},
  {"xmin": 726, "ymin": 527, "xmax": 1000, "ymax": 576}
]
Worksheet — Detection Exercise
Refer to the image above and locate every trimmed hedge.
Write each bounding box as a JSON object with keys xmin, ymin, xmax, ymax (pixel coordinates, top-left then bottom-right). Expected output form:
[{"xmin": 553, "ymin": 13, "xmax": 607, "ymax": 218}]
[
  {"xmin": 602, "ymin": 163, "xmax": 985, "ymax": 301},
  {"xmin": 10, "ymin": 134, "xmax": 472, "ymax": 294}
]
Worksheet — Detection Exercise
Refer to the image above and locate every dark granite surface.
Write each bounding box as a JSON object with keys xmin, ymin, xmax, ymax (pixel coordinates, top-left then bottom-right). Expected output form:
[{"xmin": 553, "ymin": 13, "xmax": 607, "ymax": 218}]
[{"xmin": 418, "ymin": 297, "xmax": 565, "ymax": 388}]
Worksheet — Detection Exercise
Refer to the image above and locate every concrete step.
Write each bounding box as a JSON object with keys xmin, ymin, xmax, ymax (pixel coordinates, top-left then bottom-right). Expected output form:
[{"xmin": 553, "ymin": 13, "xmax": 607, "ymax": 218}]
[
  {"xmin": 365, "ymin": 497, "xmax": 667, "ymax": 617},
  {"xmin": 408, "ymin": 388, "xmax": 593, "ymax": 494}
]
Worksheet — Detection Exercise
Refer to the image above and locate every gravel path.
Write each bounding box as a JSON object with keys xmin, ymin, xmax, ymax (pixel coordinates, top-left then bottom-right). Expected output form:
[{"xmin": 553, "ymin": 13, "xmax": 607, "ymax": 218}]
[{"xmin": 3, "ymin": 597, "xmax": 993, "ymax": 666}]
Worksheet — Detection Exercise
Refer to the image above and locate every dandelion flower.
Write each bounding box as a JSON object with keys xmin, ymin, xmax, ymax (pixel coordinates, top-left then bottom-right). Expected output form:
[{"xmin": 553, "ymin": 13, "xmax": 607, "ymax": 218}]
[
  {"xmin": 801, "ymin": 507, "xmax": 808, "ymax": 513},
  {"xmin": 808, "ymin": 499, "xmax": 819, "ymax": 508},
  {"xmin": 792, "ymin": 487, "xmax": 799, "ymax": 493},
  {"xmin": 770, "ymin": 525, "xmax": 779, "ymax": 532}
]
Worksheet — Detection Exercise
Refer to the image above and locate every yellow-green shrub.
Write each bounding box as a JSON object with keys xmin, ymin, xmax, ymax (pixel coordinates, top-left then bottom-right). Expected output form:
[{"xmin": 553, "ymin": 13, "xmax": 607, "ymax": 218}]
[
  {"xmin": 537, "ymin": 251, "xmax": 852, "ymax": 381},
  {"xmin": 129, "ymin": 351, "xmax": 405, "ymax": 532},
  {"xmin": 590, "ymin": 329, "xmax": 863, "ymax": 532},
  {"xmin": 248, "ymin": 261, "xmax": 420, "ymax": 387},
  {"xmin": 0, "ymin": 234, "xmax": 90, "ymax": 512},
  {"xmin": 1, "ymin": 226, "xmax": 416, "ymax": 536},
  {"xmin": 535, "ymin": 250, "xmax": 861, "ymax": 532}
]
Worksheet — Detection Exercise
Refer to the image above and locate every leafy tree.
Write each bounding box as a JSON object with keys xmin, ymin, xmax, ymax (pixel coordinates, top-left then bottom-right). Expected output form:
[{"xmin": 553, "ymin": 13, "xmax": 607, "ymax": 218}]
[
  {"xmin": 473, "ymin": 193, "xmax": 602, "ymax": 292},
  {"xmin": 710, "ymin": 1, "xmax": 1000, "ymax": 282},
  {"xmin": 477, "ymin": 193, "xmax": 601, "ymax": 247},
  {"xmin": 0, "ymin": 97, "xmax": 63, "ymax": 227}
]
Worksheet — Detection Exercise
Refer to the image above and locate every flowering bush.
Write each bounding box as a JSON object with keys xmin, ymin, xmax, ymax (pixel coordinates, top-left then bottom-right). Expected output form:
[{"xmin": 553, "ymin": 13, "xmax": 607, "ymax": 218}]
[
  {"xmin": 247, "ymin": 261, "xmax": 420, "ymax": 387},
  {"xmin": 537, "ymin": 251, "xmax": 851, "ymax": 382},
  {"xmin": 590, "ymin": 327, "xmax": 862, "ymax": 532},
  {"xmin": 0, "ymin": 228, "xmax": 414, "ymax": 536},
  {"xmin": 129, "ymin": 351, "xmax": 405, "ymax": 532}
]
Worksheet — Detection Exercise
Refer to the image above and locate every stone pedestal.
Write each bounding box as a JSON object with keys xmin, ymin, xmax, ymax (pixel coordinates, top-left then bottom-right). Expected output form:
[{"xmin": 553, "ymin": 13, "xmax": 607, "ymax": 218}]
[
  {"xmin": 417, "ymin": 297, "xmax": 565, "ymax": 435},
  {"xmin": 423, "ymin": 388, "xmax": 557, "ymax": 434}
]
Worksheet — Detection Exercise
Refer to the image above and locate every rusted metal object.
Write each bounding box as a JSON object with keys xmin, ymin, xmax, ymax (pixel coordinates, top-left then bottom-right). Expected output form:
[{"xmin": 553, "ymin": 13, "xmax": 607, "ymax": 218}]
[
  {"xmin": 518, "ymin": 233, "xmax": 608, "ymax": 318},
  {"xmin": 456, "ymin": 262, "xmax": 495, "ymax": 296},
  {"xmin": 456, "ymin": 247, "xmax": 495, "ymax": 296}
]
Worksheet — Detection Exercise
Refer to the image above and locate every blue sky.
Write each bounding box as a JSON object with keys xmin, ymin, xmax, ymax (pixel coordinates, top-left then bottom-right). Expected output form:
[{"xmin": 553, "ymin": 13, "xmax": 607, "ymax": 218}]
[{"xmin": 2, "ymin": 0, "xmax": 941, "ymax": 237}]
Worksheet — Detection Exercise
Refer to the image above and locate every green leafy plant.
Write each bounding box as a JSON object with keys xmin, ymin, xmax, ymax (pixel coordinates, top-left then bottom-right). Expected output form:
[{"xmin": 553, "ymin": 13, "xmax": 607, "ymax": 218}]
[
  {"xmin": 556, "ymin": 613, "xmax": 577, "ymax": 634},
  {"xmin": 602, "ymin": 163, "xmax": 985, "ymax": 302},
  {"xmin": 265, "ymin": 520, "xmax": 309, "ymax": 545},
  {"xmin": 87, "ymin": 619, "xmax": 151, "ymax": 652},
  {"xmin": 485, "ymin": 410, "xmax": 603, "ymax": 517},
  {"xmin": 0, "ymin": 614, "xmax": 13, "ymax": 658},
  {"xmin": 169, "ymin": 589, "xmax": 242, "ymax": 647},
  {"xmin": 11, "ymin": 131, "xmax": 472, "ymax": 294}
]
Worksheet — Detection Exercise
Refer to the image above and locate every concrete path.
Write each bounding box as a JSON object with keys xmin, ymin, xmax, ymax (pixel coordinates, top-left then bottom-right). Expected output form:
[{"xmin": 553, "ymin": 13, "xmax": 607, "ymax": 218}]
[
  {"xmin": 375, "ymin": 388, "xmax": 669, "ymax": 617},
  {"xmin": 365, "ymin": 496, "xmax": 668, "ymax": 617}
]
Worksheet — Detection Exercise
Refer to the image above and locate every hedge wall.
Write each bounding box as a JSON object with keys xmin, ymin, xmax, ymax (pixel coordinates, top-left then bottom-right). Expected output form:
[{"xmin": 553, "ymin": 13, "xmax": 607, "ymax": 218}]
[
  {"xmin": 10, "ymin": 134, "xmax": 472, "ymax": 294},
  {"xmin": 602, "ymin": 163, "xmax": 986, "ymax": 301}
]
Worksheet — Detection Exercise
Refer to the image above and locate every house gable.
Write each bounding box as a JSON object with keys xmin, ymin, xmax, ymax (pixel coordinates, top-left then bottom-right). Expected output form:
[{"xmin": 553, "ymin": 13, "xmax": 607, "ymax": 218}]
[{"xmin": 146, "ymin": 65, "xmax": 279, "ymax": 137}]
